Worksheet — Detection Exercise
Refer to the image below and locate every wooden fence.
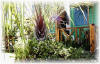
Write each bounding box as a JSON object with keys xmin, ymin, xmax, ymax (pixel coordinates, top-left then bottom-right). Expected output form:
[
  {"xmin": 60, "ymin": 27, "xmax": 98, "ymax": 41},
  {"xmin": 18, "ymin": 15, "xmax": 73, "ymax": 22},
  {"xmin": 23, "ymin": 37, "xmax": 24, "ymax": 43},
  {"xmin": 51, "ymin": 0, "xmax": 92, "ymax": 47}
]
[{"xmin": 55, "ymin": 21, "xmax": 96, "ymax": 53}]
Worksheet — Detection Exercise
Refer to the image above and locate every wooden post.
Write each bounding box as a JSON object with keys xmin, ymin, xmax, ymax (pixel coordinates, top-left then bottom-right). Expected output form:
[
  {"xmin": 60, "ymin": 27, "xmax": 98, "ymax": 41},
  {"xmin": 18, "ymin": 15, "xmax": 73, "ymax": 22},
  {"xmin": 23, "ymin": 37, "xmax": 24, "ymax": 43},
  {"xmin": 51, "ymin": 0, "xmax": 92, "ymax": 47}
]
[
  {"xmin": 55, "ymin": 21, "xmax": 59, "ymax": 41},
  {"xmin": 60, "ymin": 30, "xmax": 62, "ymax": 41},
  {"xmin": 79, "ymin": 28, "xmax": 81, "ymax": 41},
  {"xmin": 90, "ymin": 24, "xmax": 95, "ymax": 53},
  {"xmin": 75, "ymin": 27, "xmax": 78, "ymax": 42}
]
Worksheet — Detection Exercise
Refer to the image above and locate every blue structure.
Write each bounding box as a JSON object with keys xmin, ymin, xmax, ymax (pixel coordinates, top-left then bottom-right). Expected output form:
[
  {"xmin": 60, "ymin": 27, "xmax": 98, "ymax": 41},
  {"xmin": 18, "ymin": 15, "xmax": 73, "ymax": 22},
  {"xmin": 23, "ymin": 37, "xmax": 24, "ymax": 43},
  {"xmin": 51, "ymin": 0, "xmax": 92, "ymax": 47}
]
[{"xmin": 73, "ymin": 7, "xmax": 88, "ymax": 26}]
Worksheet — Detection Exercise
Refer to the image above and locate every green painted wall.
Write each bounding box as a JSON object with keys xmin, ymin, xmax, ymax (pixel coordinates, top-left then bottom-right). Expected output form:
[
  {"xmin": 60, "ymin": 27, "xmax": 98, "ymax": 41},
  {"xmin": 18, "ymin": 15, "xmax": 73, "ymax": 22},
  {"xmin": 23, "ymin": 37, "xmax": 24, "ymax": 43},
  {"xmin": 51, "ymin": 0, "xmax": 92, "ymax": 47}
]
[{"xmin": 89, "ymin": 4, "xmax": 97, "ymax": 25}]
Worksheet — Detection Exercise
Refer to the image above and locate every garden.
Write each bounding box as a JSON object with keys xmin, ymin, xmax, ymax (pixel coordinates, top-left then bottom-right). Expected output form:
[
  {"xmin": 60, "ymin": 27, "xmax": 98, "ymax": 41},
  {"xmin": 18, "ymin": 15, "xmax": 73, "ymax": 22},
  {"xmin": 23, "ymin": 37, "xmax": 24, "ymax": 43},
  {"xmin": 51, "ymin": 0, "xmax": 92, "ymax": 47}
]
[{"xmin": 2, "ymin": 1, "xmax": 97, "ymax": 61}]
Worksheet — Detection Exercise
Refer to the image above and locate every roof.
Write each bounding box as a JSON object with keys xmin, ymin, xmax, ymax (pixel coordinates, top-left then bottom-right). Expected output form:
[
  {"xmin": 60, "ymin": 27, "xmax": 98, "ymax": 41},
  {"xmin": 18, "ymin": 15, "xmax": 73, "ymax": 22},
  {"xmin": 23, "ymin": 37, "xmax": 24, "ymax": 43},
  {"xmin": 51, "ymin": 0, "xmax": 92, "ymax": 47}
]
[{"xmin": 70, "ymin": 2, "xmax": 95, "ymax": 8}]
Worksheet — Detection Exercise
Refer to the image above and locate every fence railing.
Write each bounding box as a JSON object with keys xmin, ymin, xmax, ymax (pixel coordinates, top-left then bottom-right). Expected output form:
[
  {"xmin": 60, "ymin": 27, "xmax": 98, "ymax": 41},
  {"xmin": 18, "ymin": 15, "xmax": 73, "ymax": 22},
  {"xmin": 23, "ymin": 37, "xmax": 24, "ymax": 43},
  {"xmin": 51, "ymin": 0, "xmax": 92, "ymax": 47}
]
[{"xmin": 55, "ymin": 21, "xmax": 96, "ymax": 53}]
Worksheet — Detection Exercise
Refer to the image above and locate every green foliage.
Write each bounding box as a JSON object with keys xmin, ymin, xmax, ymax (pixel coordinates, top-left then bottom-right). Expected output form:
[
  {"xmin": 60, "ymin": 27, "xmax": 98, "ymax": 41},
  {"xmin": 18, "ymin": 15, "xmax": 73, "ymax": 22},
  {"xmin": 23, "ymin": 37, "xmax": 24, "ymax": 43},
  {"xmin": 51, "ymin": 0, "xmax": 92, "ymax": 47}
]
[
  {"xmin": 14, "ymin": 46, "xmax": 26, "ymax": 60},
  {"xmin": 3, "ymin": 3, "xmax": 26, "ymax": 52},
  {"xmin": 25, "ymin": 38, "xmax": 65, "ymax": 60},
  {"xmin": 14, "ymin": 37, "xmax": 94, "ymax": 60},
  {"xmin": 14, "ymin": 38, "xmax": 73, "ymax": 60},
  {"xmin": 3, "ymin": 3, "xmax": 94, "ymax": 60},
  {"xmin": 68, "ymin": 47, "xmax": 84, "ymax": 59},
  {"xmin": 68, "ymin": 47, "xmax": 95, "ymax": 59}
]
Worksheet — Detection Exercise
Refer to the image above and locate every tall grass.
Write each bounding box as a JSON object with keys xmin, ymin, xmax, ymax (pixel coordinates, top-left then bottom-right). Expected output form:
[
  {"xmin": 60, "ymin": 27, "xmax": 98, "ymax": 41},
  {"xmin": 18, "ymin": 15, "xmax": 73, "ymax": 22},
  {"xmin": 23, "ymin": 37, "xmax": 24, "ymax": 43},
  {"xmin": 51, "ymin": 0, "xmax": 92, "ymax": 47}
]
[{"xmin": 3, "ymin": 2, "xmax": 25, "ymax": 52}]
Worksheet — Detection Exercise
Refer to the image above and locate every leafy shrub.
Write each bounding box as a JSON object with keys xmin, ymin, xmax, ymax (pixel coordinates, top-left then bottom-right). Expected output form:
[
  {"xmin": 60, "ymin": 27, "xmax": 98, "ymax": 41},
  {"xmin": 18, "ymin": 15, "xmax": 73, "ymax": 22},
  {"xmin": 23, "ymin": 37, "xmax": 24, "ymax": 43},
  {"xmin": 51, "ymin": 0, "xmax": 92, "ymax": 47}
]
[
  {"xmin": 14, "ymin": 38, "xmax": 74, "ymax": 60},
  {"xmin": 68, "ymin": 47, "xmax": 84, "ymax": 59},
  {"xmin": 14, "ymin": 37, "xmax": 93, "ymax": 60},
  {"xmin": 25, "ymin": 38, "xmax": 65, "ymax": 60},
  {"xmin": 14, "ymin": 38, "xmax": 28, "ymax": 60}
]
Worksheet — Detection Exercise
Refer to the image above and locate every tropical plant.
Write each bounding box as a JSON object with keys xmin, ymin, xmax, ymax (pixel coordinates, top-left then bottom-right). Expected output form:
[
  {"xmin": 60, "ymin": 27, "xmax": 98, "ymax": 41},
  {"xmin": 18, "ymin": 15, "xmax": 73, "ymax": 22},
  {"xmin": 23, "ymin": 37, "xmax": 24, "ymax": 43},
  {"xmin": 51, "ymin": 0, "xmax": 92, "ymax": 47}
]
[{"xmin": 34, "ymin": 6, "xmax": 47, "ymax": 41}]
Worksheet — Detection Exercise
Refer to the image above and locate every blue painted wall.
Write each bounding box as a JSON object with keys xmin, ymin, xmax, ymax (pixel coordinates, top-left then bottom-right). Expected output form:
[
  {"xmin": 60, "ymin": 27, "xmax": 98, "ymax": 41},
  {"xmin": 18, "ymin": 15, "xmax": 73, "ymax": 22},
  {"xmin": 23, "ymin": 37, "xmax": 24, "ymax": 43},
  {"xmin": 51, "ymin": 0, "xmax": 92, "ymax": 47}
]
[{"xmin": 73, "ymin": 7, "xmax": 88, "ymax": 26}]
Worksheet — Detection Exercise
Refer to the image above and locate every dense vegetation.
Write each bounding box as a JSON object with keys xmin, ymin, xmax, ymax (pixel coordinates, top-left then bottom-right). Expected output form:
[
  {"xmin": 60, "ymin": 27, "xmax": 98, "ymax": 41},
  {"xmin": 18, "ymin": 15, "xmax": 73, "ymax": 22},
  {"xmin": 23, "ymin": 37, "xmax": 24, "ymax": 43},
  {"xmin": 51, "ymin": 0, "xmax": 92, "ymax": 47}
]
[
  {"xmin": 14, "ymin": 37, "xmax": 95, "ymax": 60},
  {"xmin": 2, "ymin": 2, "xmax": 95, "ymax": 61}
]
